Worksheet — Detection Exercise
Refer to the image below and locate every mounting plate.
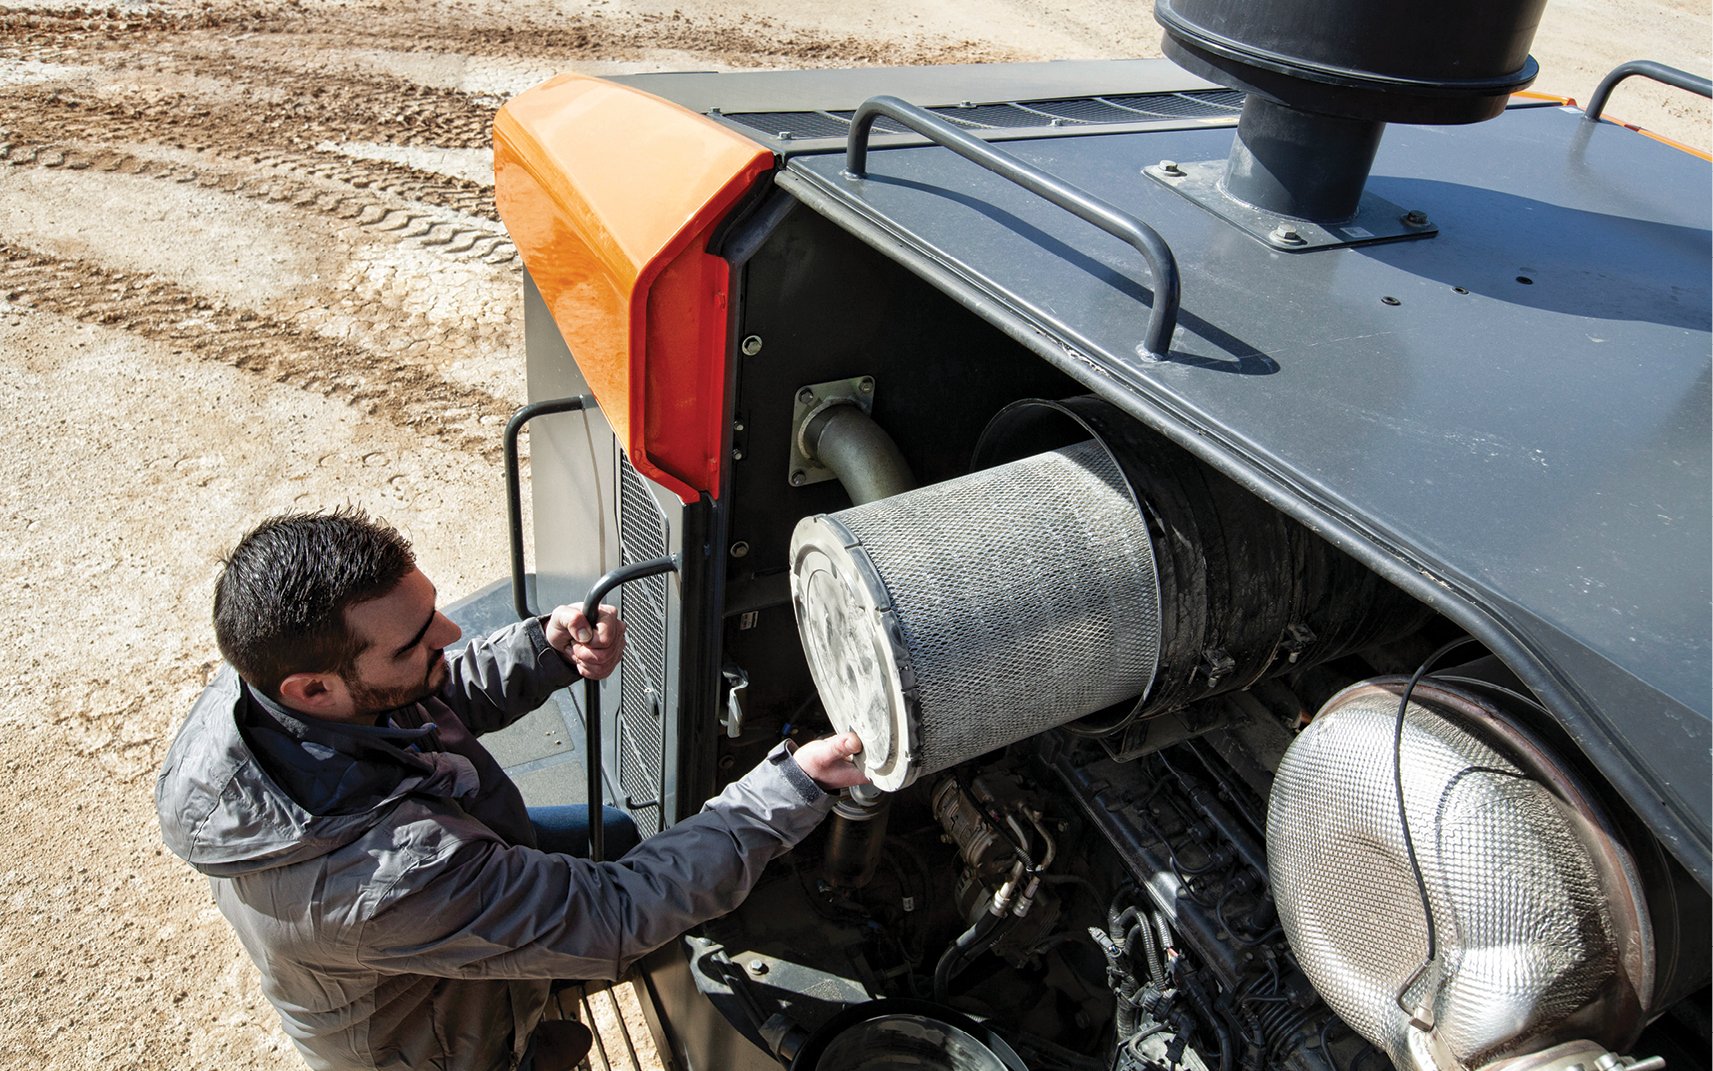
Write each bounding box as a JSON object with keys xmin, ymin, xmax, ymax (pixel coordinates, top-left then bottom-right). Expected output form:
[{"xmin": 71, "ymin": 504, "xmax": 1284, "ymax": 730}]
[
  {"xmin": 787, "ymin": 375, "xmax": 876, "ymax": 487},
  {"xmin": 1144, "ymin": 159, "xmax": 1438, "ymax": 251}
]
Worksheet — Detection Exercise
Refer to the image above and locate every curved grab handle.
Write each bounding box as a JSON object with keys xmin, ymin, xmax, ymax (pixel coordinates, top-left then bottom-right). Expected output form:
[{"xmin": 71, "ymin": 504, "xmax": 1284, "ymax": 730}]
[
  {"xmin": 1584, "ymin": 60, "xmax": 1712, "ymax": 122},
  {"xmin": 504, "ymin": 395, "xmax": 596, "ymax": 621},
  {"xmin": 580, "ymin": 555, "xmax": 679, "ymax": 861},
  {"xmin": 844, "ymin": 95, "xmax": 1181, "ymax": 360}
]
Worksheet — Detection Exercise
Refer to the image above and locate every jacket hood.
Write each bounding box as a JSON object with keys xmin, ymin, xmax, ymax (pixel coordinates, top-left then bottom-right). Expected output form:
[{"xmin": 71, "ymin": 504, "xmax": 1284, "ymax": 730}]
[{"xmin": 155, "ymin": 666, "xmax": 481, "ymax": 877}]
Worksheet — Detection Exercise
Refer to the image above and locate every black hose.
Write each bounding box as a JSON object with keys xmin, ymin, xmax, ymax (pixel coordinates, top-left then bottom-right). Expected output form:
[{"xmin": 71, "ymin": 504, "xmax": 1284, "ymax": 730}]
[
  {"xmin": 1182, "ymin": 975, "xmax": 1233, "ymax": 1071},
  {"xmin": 1128, "ymin": 914, "xmax": 1165, "ymax": 986},
  {"xmin": 932, "ymin": 911, "xmax": 1004, "ymax": 1002},
  {"xmin": 1151, "ymin": 911, "xmax": 1174, "ymax": 968}
]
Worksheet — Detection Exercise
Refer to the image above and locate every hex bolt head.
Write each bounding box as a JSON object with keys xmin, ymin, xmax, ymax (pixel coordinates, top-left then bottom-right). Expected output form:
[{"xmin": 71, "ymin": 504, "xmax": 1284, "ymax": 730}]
[
  {"xmin": 1158, "ymin": 159, "xmax": 1184, "ymax": 176},
  {"xmin": 740, "ymin": 335, "xmax": 763, "ymax": 356},
  {"xmin": 1403, "ymin": 209, "xmax": 1430, "ymax": 227},
  {"xmin": 789, "ymin": 470, "xmax": 807, "ymax": 487},
  {"xmin": 858, "ymin": 377, "xmax": 875, "ymax": 394},
  {"xmin": 747, "ymin": 958, "xmax": 769, "ymax": 975},
  {"xmin": 1270, "ymin": 223, "xmax": 1305, "ymax": 245},
  {"xmin": 796, "ymin": 387, "xmax": 816, "ymax": 405},
  {"xmin": 731, "ymin": 447, "xmax": 745, "ymax": 461}
]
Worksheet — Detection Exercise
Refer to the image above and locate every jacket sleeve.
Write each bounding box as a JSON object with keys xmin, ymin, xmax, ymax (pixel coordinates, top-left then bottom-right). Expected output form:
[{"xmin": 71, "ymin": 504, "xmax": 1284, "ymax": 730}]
[
  {"xmin": 437, "ymin": 617, "xmax": 579, "ymax": 735},
  {"xmin": 355, "ymin": 742, "xmax": 835, "ymax": 981}
]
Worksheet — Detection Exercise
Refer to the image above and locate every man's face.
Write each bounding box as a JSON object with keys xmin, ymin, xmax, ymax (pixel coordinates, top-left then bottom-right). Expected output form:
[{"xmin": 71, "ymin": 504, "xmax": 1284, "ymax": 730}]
[{"xmin": 341, "ymin": 568, "xmax": 463, "ymax": 718}]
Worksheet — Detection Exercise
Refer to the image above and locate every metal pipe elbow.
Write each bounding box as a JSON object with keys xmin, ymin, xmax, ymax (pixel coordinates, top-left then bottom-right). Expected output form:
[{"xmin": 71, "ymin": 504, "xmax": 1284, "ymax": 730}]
[{"xmin": 800, "ymin": 402, "xmax": 916, "ymax": 505}]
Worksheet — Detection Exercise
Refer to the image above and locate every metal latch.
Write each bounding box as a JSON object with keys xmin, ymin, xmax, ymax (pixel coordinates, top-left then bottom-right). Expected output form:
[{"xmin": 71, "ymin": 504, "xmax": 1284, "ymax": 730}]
[{"xmin": 721, "ymin": 663, "xmax": 750, "ymax": 738}]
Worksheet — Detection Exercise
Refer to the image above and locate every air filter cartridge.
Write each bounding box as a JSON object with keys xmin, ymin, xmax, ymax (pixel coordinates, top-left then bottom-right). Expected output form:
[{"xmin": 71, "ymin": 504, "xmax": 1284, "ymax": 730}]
[{"xmin": 789, "ymin": 440, "xmax": 1161, "ymax": 790}]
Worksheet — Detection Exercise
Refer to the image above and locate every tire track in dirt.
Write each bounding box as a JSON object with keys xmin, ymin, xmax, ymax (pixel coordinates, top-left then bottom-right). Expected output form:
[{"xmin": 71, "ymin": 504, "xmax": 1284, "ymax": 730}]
[
  {"xmin": 1, "ymin": 93, "xmax": 501, "ymax": 218},
  {"xmin": 0, "ymin": 242, "xmax": 512, "ymax": 464},
  {"xmin": 1, "ymin": 4, "xmax": 1020, "ymax": 69},
  {"xmin": 0, "ymin": 139, "xmax": 517, "ymax": 264}
]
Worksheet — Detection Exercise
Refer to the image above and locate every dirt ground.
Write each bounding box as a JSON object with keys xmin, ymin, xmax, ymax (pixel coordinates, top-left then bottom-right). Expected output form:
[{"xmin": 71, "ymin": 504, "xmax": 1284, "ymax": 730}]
[{"xmin": 0, "ymin": 1, "xmax": 1705, "ymax": 1067}]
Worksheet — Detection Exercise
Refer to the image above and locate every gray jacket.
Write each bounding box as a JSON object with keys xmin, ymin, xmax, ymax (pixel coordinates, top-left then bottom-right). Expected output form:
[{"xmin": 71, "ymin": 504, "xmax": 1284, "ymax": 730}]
[{"xmin": 156, "ymin": 619, "xmax": 834, "ymax": 1071}]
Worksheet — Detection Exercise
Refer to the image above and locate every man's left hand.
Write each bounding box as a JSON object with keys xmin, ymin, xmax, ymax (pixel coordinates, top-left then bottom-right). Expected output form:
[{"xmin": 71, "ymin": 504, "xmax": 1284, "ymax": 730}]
[{"xmin": 545, "ymin": 602, "xmax": 626, "ymax": 680}]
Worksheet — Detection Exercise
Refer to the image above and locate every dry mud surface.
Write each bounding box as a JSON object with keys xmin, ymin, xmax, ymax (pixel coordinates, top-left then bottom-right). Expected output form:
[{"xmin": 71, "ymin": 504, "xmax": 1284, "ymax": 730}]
[{"xmin": 0, "ymin": 2, "xmax": 1706, "ymax": 1068}]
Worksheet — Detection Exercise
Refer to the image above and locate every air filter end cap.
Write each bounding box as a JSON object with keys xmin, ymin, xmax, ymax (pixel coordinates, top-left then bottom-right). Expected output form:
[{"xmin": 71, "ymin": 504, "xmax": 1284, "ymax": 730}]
[{"xmin": 790, "ymin": 514, "xmax": 921, "ymax": 792}]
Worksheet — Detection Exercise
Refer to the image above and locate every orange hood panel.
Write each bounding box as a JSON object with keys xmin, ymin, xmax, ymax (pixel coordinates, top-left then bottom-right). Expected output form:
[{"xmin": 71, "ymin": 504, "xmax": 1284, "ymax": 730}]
[{"xmin": 495, "ymin": 74, "xmax": 774, "ymax": 502}]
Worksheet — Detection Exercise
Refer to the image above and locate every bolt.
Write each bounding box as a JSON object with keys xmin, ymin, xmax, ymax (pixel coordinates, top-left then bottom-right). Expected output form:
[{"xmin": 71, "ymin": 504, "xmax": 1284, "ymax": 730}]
[
  {"xmin": 740, "ymin": 335, "xmax": 763, "ymax": 356},
  {"xmin": 858, "ymin": 377, "xmax": 875, "ymax": 394},
  {"xmin": 1270, "ymin": 223, "xmax": 1305, "ymax": 246},
  {"xmin": 747, "ymin": 958, "xmax": 769, "ymax": 975},
  {"xmin": 796, "ymin": 387, "xmax": 816, "ymax": 405},
  {"xmin": 776, "ymin": 131, "xmax": 794, "ymax": 141},
  {"xmin": 729, "ymin": 541, "xmax": 750, "ymax": 558},
  {"xmin": 1402, "ymin": 209, "xmax": 1430, "ymax": 227},
  {"xmin": 732, "ymin": 420, "xmax": 745, "ymax": 432},
  {"xmin": 789, "ymin": 470, "xmax": 807, "ymax": 486},
  {"xmin": 1159, "ymin": 159, "xmax": 1184, "ymax": 176},
  {"xmin": 731, "ymin": 447, "xmax": 745, "ymax": 461}
]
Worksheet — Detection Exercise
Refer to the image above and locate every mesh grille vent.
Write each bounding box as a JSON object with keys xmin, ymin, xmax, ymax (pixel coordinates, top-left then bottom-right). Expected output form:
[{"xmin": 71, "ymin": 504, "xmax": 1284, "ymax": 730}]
[
  {"xmin": 616, "ymin": 451, "xmax": 669, "ymax": 835},
  {"xmin": 725, "ymin": 88, "xmax": 1244, "ymax": 140}
]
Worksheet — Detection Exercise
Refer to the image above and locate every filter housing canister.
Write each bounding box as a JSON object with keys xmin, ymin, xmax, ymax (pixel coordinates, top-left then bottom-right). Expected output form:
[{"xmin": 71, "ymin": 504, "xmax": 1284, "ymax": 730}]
[{"xmin": 789, "ymin": 440, "xmax": 1162, "ymax": 790}]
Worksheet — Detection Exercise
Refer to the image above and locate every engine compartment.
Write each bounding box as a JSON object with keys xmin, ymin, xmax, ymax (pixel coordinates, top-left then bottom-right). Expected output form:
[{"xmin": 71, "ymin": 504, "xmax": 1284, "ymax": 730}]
[
  {"xmin": 680, "ymin": 191, "xmax": 1712, "ymax": 1071},
  {"xmin": 698, "ymin": 634, "xmax": 1708, "ymax": 1071}
]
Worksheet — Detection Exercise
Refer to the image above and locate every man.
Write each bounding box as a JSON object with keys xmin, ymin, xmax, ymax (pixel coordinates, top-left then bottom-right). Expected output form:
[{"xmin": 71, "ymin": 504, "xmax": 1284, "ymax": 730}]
[{"xmin": 155, "ymin": 509, "xmax": 866, "ymax": 1071}]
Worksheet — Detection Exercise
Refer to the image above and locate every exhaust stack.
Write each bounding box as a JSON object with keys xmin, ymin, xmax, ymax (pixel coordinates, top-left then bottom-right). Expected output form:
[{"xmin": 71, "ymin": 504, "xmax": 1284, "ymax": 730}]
[{"xmin": 1150, "ymin": 0, "xmax": 1547, "ymax": 242}]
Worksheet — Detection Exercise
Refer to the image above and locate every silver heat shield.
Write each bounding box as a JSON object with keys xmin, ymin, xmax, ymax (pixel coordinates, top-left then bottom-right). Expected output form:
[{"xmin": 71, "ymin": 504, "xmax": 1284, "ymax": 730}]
[
  {"xmin": 1268, "ymin": 681, "xmax": 1652, "ymax": 1071},
  {"xmin": 789, "ymin": 440, "xmax": 1161, "ymax": 791}
]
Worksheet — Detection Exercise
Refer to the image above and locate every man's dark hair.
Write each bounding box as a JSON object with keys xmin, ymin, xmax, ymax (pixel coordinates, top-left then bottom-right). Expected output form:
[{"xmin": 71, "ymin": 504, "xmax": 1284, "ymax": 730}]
[{"xmin": 213, "ymin": 508, "xmax": 417, "ymax": 696}]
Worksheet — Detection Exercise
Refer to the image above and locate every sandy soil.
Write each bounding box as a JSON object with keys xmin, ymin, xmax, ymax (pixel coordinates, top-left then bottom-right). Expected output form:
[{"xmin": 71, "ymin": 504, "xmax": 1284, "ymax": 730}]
[{"xmin": 0, "ymin": 1, "xmax": 1705, "ymax": 1068}]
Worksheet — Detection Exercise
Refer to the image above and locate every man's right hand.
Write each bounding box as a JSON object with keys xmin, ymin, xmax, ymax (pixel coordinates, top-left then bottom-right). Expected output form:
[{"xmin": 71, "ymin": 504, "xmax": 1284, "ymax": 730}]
[{"xmin": 545, "ymin": 602, "xmax": 626, "ymax": 680}]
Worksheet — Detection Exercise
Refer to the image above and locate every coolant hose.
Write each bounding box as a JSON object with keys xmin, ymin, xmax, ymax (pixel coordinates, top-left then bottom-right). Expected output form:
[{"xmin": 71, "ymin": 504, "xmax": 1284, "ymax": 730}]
[{"xmin": 802, "ymin": 403, "xmax": 916, "ymax": 505}]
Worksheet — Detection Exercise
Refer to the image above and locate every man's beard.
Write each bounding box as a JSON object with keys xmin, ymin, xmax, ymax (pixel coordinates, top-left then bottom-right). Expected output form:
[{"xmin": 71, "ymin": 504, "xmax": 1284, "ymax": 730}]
[{"xmin": 344, "ymin": 651, "xmax": 449, "ymax": 719}]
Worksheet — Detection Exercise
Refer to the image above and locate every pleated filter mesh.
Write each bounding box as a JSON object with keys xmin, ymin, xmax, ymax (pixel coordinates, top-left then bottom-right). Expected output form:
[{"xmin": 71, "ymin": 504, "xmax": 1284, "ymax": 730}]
[
  {"xmin": 825, "ymin": 440, "xmax": 1160, "ymax": 778},
  {"xmin": 1267, "ymin": 691, "xmax": 1622, "ymax": 1068}
]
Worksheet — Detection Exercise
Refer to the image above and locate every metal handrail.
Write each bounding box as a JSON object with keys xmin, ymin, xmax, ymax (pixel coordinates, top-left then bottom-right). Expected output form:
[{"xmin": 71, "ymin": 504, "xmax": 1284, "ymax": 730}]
[
  {"xmin": 504, "ymin": 395, "xmax": 595, "ymax": 620},
  {"xmin": 582, "ymin": 556, "xmax": 679, "ymax": 861},
  {"xmin": 1584, "ymin": 60, "xmax": 1712, "ymax": 122},
  {"xmin": 843, "ymin": 95, "xmax": 1181, "ymax": 361}
]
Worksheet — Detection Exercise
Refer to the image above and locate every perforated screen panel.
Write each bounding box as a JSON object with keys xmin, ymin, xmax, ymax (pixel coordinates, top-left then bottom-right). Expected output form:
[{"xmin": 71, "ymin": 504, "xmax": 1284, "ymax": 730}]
[{"xmin": 616, "ymin": 451, "xmax": 669, "ymax": 835}]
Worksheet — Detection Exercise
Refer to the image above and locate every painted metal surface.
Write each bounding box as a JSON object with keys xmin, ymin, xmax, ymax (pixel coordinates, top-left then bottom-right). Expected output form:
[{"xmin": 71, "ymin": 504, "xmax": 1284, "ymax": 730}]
[
  {"xmin": 782, "ymin": 102, "xmax": 1712, "ymax": 870},
  {"xmin": 494, "ymin": 74, "xmax": 773, "ymax": 502}
]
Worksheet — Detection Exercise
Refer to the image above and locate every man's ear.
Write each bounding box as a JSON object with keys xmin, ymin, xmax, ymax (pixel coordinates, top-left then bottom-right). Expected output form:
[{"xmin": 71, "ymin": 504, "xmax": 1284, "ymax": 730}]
[{"xmin": 276, "ymin": 672, "xmax": 350, "ymax": 717}]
